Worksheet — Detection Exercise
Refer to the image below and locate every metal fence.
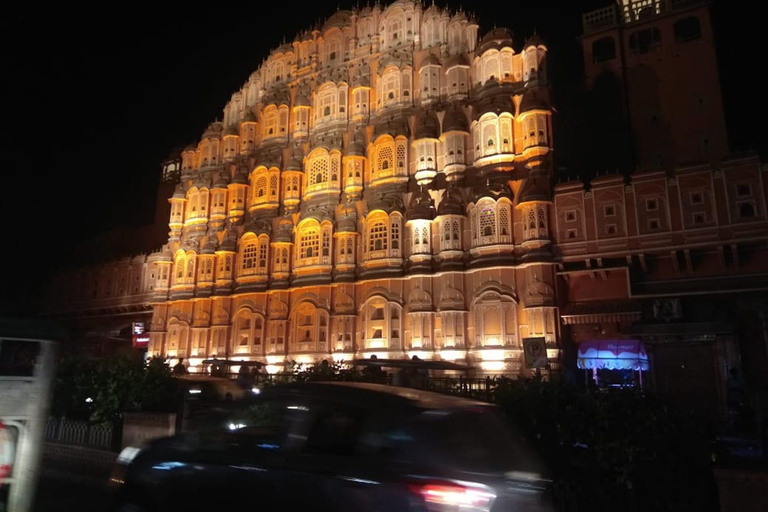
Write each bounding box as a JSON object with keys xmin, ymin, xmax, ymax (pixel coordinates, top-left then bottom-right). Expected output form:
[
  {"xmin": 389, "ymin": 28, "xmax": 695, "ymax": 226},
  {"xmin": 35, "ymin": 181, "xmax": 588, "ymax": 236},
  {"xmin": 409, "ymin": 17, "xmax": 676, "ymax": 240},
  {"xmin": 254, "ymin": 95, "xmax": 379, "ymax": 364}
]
[{"xmin": 44, "ymin": 417, "xmax": 115, "ymax": 450}]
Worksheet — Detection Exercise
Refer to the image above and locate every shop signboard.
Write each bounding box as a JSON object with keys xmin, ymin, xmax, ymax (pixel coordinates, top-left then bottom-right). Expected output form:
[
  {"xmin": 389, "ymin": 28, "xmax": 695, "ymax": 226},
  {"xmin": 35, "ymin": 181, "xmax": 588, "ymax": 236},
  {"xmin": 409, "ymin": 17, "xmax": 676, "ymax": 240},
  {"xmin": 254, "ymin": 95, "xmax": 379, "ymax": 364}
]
[{"xmin": 132, "ymin": 322, "xmax": 149, "ymax": 348}]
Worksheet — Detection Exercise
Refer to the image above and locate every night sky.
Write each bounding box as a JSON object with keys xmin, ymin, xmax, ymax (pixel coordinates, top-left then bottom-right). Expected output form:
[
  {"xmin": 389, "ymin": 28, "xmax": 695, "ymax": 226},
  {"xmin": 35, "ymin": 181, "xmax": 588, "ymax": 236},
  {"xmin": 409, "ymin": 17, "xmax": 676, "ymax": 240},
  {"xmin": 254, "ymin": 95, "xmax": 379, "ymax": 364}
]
[{"xmin": 3, "ymin": 0, "xmax": 761, "ymax": 315}]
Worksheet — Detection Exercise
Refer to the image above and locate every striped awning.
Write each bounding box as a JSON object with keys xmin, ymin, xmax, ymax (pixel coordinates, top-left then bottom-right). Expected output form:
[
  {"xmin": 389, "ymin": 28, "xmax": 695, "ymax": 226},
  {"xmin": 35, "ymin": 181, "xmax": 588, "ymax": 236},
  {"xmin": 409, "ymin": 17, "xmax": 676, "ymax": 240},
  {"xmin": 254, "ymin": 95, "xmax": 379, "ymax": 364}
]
[{"xmin": 561, "ymin": 300, "xmax": 642, "ymax": 325}]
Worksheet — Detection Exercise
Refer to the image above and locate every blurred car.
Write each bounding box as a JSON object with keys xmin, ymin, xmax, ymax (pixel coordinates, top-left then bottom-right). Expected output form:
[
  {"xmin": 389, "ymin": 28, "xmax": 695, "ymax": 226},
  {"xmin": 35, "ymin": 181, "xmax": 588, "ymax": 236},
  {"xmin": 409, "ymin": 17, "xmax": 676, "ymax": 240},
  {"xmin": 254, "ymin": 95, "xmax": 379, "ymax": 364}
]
[
  {"xmin": 109, "ymin": 382, "xmax": 554, "ymax": 512},
  {"xmin": 174, "ymin": 374, "xmax": 251, "ymax": 402}
]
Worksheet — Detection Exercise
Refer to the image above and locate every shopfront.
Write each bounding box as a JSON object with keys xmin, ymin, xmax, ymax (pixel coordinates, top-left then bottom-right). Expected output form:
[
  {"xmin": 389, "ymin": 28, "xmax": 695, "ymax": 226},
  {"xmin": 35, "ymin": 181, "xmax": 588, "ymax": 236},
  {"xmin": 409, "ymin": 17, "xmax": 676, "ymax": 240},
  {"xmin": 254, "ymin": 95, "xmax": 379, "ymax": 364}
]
[{"xmin": 577, "ymin": 339, "xmax": 649, "ymax": 389}]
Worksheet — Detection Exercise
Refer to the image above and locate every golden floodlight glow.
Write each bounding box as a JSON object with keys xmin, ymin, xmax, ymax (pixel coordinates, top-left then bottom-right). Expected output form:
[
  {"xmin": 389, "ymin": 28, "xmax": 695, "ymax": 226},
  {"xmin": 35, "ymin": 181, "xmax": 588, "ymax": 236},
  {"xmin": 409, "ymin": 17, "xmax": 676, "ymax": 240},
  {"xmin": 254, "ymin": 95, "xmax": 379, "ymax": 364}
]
[
  {"xmin": 481, "ymin": 361, "xmax": 506, "ymax": 372},
  {"xmin": 438, "ymin": 349, "xmax": 464, "ymax": 361},
  {"xmin": 479, "ymin": 349, "xmax": 505, "ymax": 362}
]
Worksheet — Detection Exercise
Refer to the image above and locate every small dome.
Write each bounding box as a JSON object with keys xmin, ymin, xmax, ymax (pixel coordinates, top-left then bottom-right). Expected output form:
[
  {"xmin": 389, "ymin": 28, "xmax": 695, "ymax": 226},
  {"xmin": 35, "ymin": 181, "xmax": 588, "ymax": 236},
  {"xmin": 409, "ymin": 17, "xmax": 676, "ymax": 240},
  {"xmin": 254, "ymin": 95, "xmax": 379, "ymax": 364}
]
[
  {"xmin": 219, "ymin": 232, "xmax": 237, "ymax": 252},
  {"xmin": 183, "ymin": 143, "xmax": 197, "ymax": 153},
  {"xmin": 224, "ymin": 124, "xmax": 239, "ymax": 136},
  {"xmin": 213, "ymin": 173, "xmax": 229, "ymax": 189},
  {"xmin": 352, "ymin": 73, "xmax": 371, "ymax": 88},
  {"xmin": 193, "ymin": 176, "xmax": 212, "ymax": 189},
  {"xmin": 420, "ymin": 54, "xmax": 441, "ymax": 68},
  {"xmin": 232, "ymin": 169, "xmax": 248, "ymax": 185},
  {"xmin": 452, "ymin": 10, "xmax": 468, "ymax": 23},
  {"xmin": 172, "ymin": 184, "xmax": 186, "ymax": 199},
  {"xmin": 408, "ymin": 188, "xmax": 435, "ymax": 221},
  {"xmin": 322, "ymin": 10, "xmax": 352, "ymax": 32},
  {"xmin": 442, "ymin": 103, "xmax": 469, "ymax": 133},
  {"xmin": 444, "ymin": 53, "xmax": 470, "ymax": 68},
  {"xmin": 473, "ymin": 178, "xmax": 514, "ymax": 203},
  {"xmin": 478, "ymin": 27, "xmax": 513, "ymax": 54},
  {"xmin": 202, "ymin": 235, "xmax": 218, "ymax": 254},
  {"xmin": 336, "ymin": 208, "xmax": 358, "ymax": 232},
  {"xmin": 524, "ymin": 33, "xmax": 546, "ymax": 50},
  {"xmin": 519, "ymin": 88, "xmax": 549, "ymax": 114},
  {"xmin": 241, "ymin": 110, "xmax": 257, "ymax": 123},
  {"xmin": 423, "ymin": 3, "xmax": 441, "ymax": 18},
  {"xmin": 275, "ymin": 218, "xmax": 293, "ymax": 243},
  {"xmin": 517, "ymin": 170, "xmax": 552, "ymax": 203},
  {"xmin": 347, "ymin": 129, "xmax": 366, "ymax": 156},
  {"xmin": 202, "ymin": 121, "xmax": 223, "ymax": 140},
  {"xmin": 285, "ymin": 154, "xmax": 303, "ymax": 171},
  {"xmin": 294, "ymin": 85, "xmax": 311, "ymax": 107},
  {"xmin": 373, "ymin": 115, "xmax": 410, "ymax": 139},
  {"xmin": 437, "ymin": 186, "xmax": 464, "ymax": 216},
  {"xmin": 414, "ymin": 109, "xmax": 441, "ymax": 140},
  {"xmin": 159, "ymin": 247, "xmax": 173, "ymax": 261}
]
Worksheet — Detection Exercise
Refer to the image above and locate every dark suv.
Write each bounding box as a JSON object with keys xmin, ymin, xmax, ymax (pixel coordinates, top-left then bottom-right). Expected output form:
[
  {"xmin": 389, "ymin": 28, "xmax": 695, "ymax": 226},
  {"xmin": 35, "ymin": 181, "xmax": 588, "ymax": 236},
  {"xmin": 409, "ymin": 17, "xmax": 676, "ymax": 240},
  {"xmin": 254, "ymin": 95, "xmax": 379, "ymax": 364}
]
[{"xmin": 110, "ymin": 382, "xmax": 554, "ymax": 512}]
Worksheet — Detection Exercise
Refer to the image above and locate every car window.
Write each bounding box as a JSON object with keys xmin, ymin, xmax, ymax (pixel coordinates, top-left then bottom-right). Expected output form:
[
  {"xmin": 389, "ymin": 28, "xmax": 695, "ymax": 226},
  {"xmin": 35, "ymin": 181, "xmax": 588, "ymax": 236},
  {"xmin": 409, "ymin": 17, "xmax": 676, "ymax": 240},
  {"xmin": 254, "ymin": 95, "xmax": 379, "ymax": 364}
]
[
  {"xmin": 188, "ymin": 398, "xmax": 303, "ymax": 455},
  {"xmin": 303, "ymin": 403, "xmax": 369, "ymax": 456},
  {"xmin": 401, "ymin": 408, "xmax": 548, "ymax": 474}
]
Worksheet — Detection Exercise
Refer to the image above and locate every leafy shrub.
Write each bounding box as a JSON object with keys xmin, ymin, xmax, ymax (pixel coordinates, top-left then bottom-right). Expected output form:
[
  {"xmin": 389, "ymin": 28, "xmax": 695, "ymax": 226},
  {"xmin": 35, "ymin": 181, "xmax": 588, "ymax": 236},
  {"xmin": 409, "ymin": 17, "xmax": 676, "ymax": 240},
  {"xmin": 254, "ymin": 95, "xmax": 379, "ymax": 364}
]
[{"xmin": 492, "ymin": 376, "xmax": 718, "ymax": 512}]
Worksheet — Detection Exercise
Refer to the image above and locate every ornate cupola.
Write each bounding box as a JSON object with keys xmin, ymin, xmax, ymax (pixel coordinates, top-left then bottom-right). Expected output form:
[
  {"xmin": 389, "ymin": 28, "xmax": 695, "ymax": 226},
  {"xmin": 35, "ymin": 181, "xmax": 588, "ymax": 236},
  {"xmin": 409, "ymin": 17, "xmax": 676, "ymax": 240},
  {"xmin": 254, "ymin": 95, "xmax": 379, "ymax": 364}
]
[
  {"xmin": 435, "ymin": 184, "xmax": 465, "ymax": 270},
  {"xmin": 440, "ymin": 103, "xmax": 470, "ymax": 181},
  {"xmin": 406, "ymin": 187, "xmax": 436, "ymax": 273},
  {"xmin": 412, "ymin": 109, "xmax": 441, "ymax": 186}
]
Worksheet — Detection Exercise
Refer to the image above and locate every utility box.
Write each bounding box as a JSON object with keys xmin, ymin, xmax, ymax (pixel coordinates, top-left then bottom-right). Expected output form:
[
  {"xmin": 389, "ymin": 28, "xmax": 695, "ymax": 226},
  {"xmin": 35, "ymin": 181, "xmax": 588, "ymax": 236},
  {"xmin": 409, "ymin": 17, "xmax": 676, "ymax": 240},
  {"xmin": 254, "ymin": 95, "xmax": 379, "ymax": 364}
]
[{"xmin": 0, "ymin": 324, "xmax": 58, "ymax": 512}]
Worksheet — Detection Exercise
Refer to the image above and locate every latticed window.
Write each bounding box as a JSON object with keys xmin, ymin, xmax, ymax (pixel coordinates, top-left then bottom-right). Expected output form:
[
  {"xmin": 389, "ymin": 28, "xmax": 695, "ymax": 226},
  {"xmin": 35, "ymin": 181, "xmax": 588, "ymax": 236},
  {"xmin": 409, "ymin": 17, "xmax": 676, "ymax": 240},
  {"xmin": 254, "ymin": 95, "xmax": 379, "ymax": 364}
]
[
  {"xmin": 255, "ymin": 176, "xmax": 267, "ymax": 198},
  {"xmin": 185, "ymin": 256, "xmax": 196, "ymax": 279},
  {"xmin": 527, "ymin": 209, "xmax": 536, "ymax": 230},
  {"xmin": 452, "ymin": 220, "xmax": 460, "ymax": 240},
  {"xmin": 481, "ymin": 207, "xmax": 496, "ymax": 237},
  {"xmin": 377, "ymin": 146, "xmax": 393, "ymax": 174},
  {"xmin": 471, "ymin": 211, "xmax": 478, "ymax": 241},
  {"xmin": 322, "ymin": 230, "xmax": 331, "ymax": 257},
  {"xmin": 369, "ymin": 222, "xmax": 388, "ymax": 251},
  {"xmin": 331, "ymin": 155, "xmax": 340, "ymax": 182},
  {"xmin": 501, "ymin": 119, "xmax": 512, "ymax": 152},
  {"xmin": 483, "ymin": 124, "xmax": 497, "ymax": 156},
  {"xmin": 300, "ymin": 231, "xmax": 319, "ymax": 259},
  {"xmin": 444, "ymin": 222, "xmax": 451, "ymax": 241},
  {"xmin": 269, "ymin": 175, "xmax": 278, "ymax": 196},
  {"xmin": 396, "ymin": 143, "xmax": 406, "ymax": 170},
  {"xmin": 414, "ymin": 227, "xmax": 421, "ymax": 245},
  {"xmin": 391, "ymin": 220, "xmax": 400, "ymax": 249},
  {"xmin": 310, "ymin": 157, "xmax": 329, "ymax": 184},
  {"xmin": 346, "ymin": 238, "xmax": 353, "ymax": 257},
  {"xmin": 258, "ymin": 241, "xmax": 268, "ymax": 270},
  {"xmin": 499, "ymin": 205, "xmax": 510, "ymax": 236},
  {"xmin": 204, "ymin": 259, "xmax": 213, "ymax": 277},
  {"xmin": 242, "ymin": 243, "xmax": 258, "ymax": 272}
]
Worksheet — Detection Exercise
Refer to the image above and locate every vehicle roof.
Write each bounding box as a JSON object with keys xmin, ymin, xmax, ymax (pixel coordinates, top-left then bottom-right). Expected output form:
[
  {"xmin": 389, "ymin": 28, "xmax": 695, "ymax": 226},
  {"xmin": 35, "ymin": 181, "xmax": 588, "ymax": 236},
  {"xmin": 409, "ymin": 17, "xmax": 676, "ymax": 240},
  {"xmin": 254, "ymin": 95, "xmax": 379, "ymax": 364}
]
[
  {"xmin": 174, "ymin": 375, "xmax": 239, "ymax": 385},
  {"xmin": 260, "ymin": 381, "xmax": 492, "ymax": 410}
]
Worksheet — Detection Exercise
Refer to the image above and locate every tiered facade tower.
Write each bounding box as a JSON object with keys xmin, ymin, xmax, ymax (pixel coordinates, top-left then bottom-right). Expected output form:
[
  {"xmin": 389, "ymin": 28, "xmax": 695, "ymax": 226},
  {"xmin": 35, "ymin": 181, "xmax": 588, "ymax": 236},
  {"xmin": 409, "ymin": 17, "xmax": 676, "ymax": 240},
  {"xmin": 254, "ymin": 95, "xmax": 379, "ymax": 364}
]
[{"xmin": 146, "ymin": 0, "xmax": 559, "ymax": 375}]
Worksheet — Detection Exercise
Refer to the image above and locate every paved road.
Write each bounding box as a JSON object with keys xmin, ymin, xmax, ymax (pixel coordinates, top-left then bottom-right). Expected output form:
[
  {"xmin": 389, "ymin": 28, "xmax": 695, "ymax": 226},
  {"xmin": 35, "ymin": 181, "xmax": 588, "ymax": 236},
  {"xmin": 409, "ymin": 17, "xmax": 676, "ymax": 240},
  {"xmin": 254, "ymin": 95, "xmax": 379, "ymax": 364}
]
[{"xmin": 33, "ymin": 469, "xmax": 111, "ymax": 512}]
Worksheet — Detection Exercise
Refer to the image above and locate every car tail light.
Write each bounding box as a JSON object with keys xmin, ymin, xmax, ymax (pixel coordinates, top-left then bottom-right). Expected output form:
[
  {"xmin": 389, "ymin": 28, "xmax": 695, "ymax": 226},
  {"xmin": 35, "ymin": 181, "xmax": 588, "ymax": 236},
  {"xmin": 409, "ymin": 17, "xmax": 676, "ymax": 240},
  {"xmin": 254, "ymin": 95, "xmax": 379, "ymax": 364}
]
[{"xmin": 410, "ymin": 481, "xmax": 496, "ymax": 511}]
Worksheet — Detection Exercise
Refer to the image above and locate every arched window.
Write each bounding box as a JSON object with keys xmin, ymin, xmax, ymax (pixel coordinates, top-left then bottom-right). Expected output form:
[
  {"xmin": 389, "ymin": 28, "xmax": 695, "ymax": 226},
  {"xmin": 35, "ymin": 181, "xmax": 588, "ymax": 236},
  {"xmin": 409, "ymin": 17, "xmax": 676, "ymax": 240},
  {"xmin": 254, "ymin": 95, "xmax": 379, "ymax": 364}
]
[
  {"xmin": 474, "ymin": 292, "xmax": 518, "ymax": 347},
  {"xmin": 255, "ymin": 176, "xmax": 267, "ymax": 199},
  {"xmin": 258, "ymin": 237, "xmax": 269, "ymax": 273},
  {"xmin": 370, "ymin": 221, "xmax": 388, "ymax": 252},
  {"xmin": 240, "ymin": 240, "xmax": 258, "ymax": 275},
  {"xmin": 480, "ymin": 206, "xmax": 496, "ymax": 237}
]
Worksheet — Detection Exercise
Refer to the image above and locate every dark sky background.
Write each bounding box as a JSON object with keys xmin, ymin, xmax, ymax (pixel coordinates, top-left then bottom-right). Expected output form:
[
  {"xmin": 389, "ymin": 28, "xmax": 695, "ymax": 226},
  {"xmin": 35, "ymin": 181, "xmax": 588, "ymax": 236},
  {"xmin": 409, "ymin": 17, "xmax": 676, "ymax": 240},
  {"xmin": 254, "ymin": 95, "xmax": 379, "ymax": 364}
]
[{"xmin": 2, "ymin": 0, "xmax": 761, "ymax": 315}]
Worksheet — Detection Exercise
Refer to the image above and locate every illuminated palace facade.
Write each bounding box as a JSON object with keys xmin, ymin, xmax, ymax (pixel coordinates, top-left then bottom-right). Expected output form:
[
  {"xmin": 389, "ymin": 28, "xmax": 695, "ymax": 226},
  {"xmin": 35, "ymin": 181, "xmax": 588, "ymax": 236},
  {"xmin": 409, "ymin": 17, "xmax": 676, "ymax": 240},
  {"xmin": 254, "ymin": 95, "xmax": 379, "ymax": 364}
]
[
  {"xmin": 45, "ymin": 0, "xmax": 768, "ymax": 419},
  {"xmin": 146, "ymin": 1, "xmax": 558, "ymax": 375}
]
